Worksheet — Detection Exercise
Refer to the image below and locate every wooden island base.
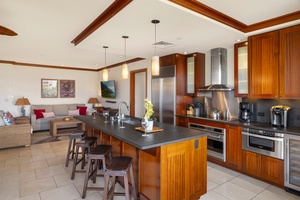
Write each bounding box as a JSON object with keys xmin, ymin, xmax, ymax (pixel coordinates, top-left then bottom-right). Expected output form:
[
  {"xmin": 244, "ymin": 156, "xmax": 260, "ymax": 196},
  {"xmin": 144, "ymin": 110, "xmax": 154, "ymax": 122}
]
[{"xmin": 85, "ymin": 125, "xmax": 207, "ymax": 200}]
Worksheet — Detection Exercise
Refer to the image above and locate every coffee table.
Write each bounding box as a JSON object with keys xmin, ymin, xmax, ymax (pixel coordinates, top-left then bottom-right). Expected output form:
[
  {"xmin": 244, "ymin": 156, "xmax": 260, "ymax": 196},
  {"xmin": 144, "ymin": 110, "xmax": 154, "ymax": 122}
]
[{"xmin": 50, "ymin": 118, "xmax": 85, "ymax": 137}]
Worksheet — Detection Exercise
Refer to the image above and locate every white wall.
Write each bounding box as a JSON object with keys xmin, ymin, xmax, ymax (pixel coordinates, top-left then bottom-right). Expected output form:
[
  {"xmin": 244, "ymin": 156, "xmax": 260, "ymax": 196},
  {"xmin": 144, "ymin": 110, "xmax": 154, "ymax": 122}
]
[
  {"xmin": 98, "ymin": 59, "xmax": 152, "ymax": 116},
  {"xmin": 0, "ymin": 63, "xmax": 98, "ymax": 117},
  {"xmin": 0, "ymin": 47, "xmax": 235, "ymax": 117}
]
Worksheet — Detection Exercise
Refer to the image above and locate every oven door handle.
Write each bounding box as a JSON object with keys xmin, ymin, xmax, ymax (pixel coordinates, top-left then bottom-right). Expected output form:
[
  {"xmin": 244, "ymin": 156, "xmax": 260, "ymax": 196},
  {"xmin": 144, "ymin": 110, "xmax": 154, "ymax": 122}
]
[
  {"xmin": 208, "ymin": 134, "xmax": 221, "ymax": 139},
  {"xmin": 242, "ymin": 132, "xmax": 283, "ymax": 141}
]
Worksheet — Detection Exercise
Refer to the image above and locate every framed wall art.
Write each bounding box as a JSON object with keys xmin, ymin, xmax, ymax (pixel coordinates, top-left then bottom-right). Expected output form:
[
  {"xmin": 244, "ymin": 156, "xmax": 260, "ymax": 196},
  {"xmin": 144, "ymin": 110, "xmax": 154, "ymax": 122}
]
[
  {"xmin": 41, "ymin": 79, "xmax": 58, "ymax": 98},
  {"xmin": 60, "ymin": 80, "xmax": 75, "ymax": 98}
]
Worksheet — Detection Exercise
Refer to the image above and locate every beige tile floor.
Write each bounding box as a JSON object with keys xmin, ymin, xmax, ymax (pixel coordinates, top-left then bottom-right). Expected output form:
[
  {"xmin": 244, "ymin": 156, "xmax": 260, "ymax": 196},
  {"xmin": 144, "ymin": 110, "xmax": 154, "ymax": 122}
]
[{"xmin": 0, "ymin": 140, "xmax": 299, "ymax": 200}]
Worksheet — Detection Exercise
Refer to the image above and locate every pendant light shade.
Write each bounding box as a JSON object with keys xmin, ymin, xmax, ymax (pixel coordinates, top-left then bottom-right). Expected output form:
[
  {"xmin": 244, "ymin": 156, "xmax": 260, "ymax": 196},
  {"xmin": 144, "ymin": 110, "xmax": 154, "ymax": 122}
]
[
  {"xmin": 103, "ymin": 68, "xmax": 108, "ymax": 81},
  {"xmin": 151, "ymin": 56, "xmax": 159, "ymax": 76},
  {"xmin": 151, "ymin": 19, "xmax": 160, "ymax": 76},
  {"xmin": 122, "ymin": 63, "xmax": 128, "ymax": 79},
  {"xmin": 122, "ymin": 36, "xmax": 129, "ymax": 79},
  {"xmin": 103, "ymin": 46, "xmax": 108, "ymax": 81}
]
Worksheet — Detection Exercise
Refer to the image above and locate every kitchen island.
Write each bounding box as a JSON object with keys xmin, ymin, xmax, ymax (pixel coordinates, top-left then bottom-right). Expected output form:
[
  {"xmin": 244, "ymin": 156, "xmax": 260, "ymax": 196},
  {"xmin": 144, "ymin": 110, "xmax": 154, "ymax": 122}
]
[{"xmin": 74, "ymin": 115, "xmax": 208, "ymax": 200}]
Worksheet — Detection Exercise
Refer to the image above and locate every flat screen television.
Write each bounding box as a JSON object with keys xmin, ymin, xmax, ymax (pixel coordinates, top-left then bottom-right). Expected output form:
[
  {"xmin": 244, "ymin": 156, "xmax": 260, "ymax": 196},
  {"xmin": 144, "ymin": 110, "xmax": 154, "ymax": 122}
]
[{"xmin": 101, "ymin": 80, "xmax": 116, "ymax": 99}]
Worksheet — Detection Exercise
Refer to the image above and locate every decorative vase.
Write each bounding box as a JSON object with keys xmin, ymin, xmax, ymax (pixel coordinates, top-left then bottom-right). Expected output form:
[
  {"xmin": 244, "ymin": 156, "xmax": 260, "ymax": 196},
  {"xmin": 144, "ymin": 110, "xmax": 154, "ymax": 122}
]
[{"xmin": 146, "ymin": 120, "xmax": 154, "ymax": 131}]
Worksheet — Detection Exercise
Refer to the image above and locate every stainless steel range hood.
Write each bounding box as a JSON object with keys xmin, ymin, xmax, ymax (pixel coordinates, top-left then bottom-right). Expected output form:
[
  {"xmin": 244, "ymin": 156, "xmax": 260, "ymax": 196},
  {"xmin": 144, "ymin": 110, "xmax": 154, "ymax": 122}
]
[{"xmin": 198, "ymin": 48, "xmax": 233, "ymax": 91}]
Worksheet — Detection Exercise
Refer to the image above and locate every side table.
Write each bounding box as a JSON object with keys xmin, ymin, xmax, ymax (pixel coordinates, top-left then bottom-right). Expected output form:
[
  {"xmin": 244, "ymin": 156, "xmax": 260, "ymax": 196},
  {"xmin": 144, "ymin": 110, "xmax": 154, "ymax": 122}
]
[{"xmin": 14, "ymin": 116, "xmax": 30, "ymax": 124}]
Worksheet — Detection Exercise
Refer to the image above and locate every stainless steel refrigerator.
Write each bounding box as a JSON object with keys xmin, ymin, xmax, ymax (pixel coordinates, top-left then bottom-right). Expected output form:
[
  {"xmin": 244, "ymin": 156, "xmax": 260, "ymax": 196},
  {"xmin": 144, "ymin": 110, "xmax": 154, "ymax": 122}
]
[{"xmin": 151, "ymin": 65, "xmax": 176, "ymax": 125}]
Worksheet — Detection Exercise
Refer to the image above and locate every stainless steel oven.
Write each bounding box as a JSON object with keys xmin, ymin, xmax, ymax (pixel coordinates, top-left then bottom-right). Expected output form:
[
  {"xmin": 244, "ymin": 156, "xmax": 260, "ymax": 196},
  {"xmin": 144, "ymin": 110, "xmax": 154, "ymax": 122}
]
[
  {"xmin": 242, "ymin": 127, "xmax": 284, "ymax": 160},
  {"xmin": 189, "ymin": 123, "xmax": 226, "ymax": 162}
]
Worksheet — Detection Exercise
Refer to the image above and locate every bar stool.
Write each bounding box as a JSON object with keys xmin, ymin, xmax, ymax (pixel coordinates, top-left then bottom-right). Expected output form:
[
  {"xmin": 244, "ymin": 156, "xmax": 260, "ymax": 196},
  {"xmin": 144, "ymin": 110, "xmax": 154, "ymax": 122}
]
[
  {"xmin": 82, "ymin": 144, "xmax": 112, "ymax": 199},
  {"xmin": 70, "ymin": 136, "xmax": 97, "ymax": 180},
  {"xmin": 65, "ymin": 130, "xmax": 86, "ymax": 167},
  {"xmin": 103, "ymin": 156, "xmax": 137, "ymax": 200}
]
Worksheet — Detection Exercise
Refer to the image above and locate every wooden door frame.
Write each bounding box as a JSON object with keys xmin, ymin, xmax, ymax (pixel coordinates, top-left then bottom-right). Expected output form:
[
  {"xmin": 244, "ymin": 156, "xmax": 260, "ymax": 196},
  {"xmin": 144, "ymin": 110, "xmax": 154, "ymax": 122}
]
[{"xmin": 130, "ymin": 68, "xmax": 147, "ymax": 116}]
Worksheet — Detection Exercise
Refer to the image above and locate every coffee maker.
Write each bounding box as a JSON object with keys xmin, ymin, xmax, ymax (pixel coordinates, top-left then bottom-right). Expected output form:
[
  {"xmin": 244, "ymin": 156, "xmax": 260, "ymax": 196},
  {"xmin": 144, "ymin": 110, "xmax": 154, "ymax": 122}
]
[
  {"xmin": 239, "ymin": 102, "xmax": 253, "ymax": 123},
  {"xmin": 270, "ymin": 105, "xmax": 290, "ymax": 127}
]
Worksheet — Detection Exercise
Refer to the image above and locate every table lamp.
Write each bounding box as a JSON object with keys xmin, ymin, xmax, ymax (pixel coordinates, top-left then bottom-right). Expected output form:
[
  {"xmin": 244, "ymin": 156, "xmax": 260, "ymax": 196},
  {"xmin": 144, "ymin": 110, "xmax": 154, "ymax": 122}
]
[
  {"xmin": 15, "ymin": 97, "xmax": 31, "ymax": 116},
  {"xmin": 88, "ymin": 98, "xmax": 99, "ymax": 108}
]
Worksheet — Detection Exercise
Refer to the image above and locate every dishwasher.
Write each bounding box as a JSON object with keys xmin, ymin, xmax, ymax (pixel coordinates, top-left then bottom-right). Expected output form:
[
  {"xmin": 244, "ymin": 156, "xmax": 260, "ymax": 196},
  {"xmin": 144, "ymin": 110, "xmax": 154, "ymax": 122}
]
[{"xmin": 285, "ymin": 134, "xmax": 300, "ymax": 196}]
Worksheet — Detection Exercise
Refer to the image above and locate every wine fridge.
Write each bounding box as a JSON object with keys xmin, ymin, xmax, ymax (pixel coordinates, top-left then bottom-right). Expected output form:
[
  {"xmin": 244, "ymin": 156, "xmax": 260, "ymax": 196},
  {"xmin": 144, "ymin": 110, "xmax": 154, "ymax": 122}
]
[{"xmin": 285, "ymin": 134, "xmax": 300, "ymax": 196}]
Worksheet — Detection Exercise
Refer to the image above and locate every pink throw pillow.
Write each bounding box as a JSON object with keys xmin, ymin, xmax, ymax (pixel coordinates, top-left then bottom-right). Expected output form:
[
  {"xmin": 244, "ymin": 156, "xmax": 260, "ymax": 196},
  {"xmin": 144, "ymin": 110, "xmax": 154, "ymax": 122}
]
[
  {"xmin": 34, "ymin": 109, "xmax": 45, "ymax": 119},
  {"xmin": 42, "ymin": 111, "xmax": 55, "ymax": 118},
  {"xmin": 77, "ymin": 106, "xmax": 87, "ymax": 115},
  {"xmin": 68, "ymin": 109, "xmax": 80, "ymax": 116}
]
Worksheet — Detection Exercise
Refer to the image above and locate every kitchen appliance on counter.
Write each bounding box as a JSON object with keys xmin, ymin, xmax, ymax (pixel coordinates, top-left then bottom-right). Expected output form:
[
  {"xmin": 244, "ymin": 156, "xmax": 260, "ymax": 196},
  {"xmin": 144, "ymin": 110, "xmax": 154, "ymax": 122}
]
[
  {"xmin": 186, "ymin": 104, "xmax": 194, "ymax": 115},
  {"xmin": 152, "ymin": 65, "xmax": 176, "ymax": 125},
  {"xmin": 238, "ymin": 102, "xmax": 253, "ymax": 123},
  {"xmin": 242, "ymin": 127, "xmax": 284, "ymax": 159},
  {"xmin": 285, "ymin": 134, "xmax": 300, "ymax": 196},
  {"xmin": 270, "ymin": 105, "xmax": 290, "ymax": 127},
  {"xmin": 189, "ymin": 122, "xmax": 226, "ymax": 162}
]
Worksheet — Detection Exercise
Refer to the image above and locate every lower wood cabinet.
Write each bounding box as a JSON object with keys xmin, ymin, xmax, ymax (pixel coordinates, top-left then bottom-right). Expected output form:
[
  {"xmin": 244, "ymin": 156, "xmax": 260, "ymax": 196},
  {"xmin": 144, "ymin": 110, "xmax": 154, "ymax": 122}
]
[
  {"xmin": 226, "ymin": 125, "xmax": 242, "ymax": 171},
  {"xmin": 242, "ymin": 150, "xmax": 284, "ymax": 186},
  {"xmin": 176, "ymin": 116, "xmax": 189, "ymax": 127}
]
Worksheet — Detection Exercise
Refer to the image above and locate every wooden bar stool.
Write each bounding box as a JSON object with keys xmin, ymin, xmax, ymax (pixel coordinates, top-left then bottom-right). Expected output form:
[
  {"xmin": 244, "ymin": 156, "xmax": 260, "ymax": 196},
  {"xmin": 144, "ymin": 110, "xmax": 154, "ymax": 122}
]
[
  {"xmin": 65, "ymin": 130, "xmax": 86, "ymax": 167},
  {"xmin": 70, "ymin": 136, "xmax": 97, "ymax": 180},
  {"xmin": 103, "ymin": 156, "xmax": 137, "ymax": 200},
  {"xmin": 82, "ymin": 144, "xmax": 112, "ymax": 199}
]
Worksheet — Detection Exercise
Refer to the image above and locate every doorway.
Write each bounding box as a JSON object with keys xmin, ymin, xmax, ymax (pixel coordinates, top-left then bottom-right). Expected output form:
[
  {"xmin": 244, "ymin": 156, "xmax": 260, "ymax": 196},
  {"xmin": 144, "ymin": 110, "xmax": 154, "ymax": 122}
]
[{"xmin": 130, "ymin": 68, "xmax": 147, "ymax": 117}]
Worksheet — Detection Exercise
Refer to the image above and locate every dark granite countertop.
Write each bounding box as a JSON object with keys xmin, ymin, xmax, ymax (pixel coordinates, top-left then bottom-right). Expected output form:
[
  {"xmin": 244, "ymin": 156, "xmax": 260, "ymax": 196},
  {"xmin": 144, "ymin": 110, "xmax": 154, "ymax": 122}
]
[
  {"xmin": 177, "ymin": 114, "xmax": 300, "ymax": 136},
  {"xmin": 74, "ymin": 115, "xmax": 208, "ymax": 150}
]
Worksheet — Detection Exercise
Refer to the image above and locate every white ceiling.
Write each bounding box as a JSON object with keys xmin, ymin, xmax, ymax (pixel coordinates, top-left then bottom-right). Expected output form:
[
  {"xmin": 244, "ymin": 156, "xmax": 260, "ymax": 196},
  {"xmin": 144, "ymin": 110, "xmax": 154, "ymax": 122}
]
[{"xmin": 0, "ymin": 0, "xmax": 299, "ymax": 70}]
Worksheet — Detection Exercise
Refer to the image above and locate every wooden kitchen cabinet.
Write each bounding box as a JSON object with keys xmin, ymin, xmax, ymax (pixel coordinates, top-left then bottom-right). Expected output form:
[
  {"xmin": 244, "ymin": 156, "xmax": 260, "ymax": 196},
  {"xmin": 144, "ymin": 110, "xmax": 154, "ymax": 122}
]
[
  {"xmin": 176, "ymin": 116, "xmax": 189, "ymax": 127},
  {"xmin": 279, "ymin": 25, "xmax": 300, "ymax": 99},
  {"xmin": 186, "ymin": 53, "xmax": 205, "ymax": 96},
  {"xmin": 234, "ymin": 41, "xmax": 248, "ymax": 97},
  {"xmin": 248, "ymin": 30, "xmax": 279, "ymax": 99},
  {"xmin": 248, "ymin": 24, "xmax": 300, "ymax": 99},
  {"xmin": 226, "ymin": 125, "xmax": 243, "ymax": 171},
  {"xmin": 242, "ymin": 150, "xmax": 284, "ymax": 186}
]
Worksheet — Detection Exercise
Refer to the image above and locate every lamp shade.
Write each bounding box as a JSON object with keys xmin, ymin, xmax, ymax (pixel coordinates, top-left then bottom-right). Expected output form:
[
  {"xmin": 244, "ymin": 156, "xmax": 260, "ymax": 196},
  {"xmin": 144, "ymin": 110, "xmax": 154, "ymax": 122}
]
[
  {"xmin": 103, "ymin": 68, "xmax": 108, "ymax": 81},
  {"xmin": 15, "ymin": 97, "xmax": 31, "ymax": 105},
  {"xmin": 88, "ymin": 98, "xmax": 99, "ymax": 104},
  {"xmin": 151, "ymin": 55, "xmax": 160, "ymax": 76},
  {"xmin": 122, "ymin": 63, "xmax": 128, "ymax": 79}
]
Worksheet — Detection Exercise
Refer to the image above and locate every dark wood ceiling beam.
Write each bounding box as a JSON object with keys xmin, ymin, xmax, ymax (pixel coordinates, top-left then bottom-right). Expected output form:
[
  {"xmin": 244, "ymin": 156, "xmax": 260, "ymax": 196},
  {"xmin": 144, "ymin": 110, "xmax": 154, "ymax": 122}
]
[
  {"xmin": 71, "ymin": 0, "xmax": 133, "ymax": 46},
  {"xmin": 245, "ymin": 11, "xmax": 300, "ymax": 33},
  {"xmin": 169, "ymin": 0, "xmax": 300, "ymax": 33},
  {"xmin": 168, "ymin": 0, "xmax": 247, "ymax": 32},
  {"xmin": 97, "ymin": 57, "xmax": 145, "ymax": 71}
]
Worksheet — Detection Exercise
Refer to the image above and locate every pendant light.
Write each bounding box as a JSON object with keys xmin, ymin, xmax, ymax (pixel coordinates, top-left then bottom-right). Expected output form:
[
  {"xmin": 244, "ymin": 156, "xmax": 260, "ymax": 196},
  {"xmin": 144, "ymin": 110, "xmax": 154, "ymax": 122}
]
[
  {"xmin": 122, "ymin": 36, "xmax": 129, "ymax": 79},
  {"xmin": 102, "ymin": 46, "xmax": 108, "ymax": 81},
  {"xmin": 151, "ymin": 19, "xmax": 160, "ymax": 76}
]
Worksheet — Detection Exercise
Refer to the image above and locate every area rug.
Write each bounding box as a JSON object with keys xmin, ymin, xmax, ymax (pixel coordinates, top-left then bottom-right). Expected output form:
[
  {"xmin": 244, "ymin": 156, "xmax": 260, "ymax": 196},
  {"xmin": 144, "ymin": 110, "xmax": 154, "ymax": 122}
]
[{"xmin": 31, "ymin": 129, "xmax": 75, "ymax": 144}]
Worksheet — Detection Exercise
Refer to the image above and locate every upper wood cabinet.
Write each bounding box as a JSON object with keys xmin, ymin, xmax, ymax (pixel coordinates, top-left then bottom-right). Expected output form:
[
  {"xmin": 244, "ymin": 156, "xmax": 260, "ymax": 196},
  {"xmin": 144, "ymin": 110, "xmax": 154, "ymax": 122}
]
[
  {"xmin": 186, "ymin": 53, "xmax": 205, "ymax": 96},
  {"xmin": 248, "ymin": 24, "xmax": 300, "ymax": 99},
  {"xmin": 248, "ymin": 30, "xmax": 279, "ymax": 98},
  {"xmin": 279, "ymin": 25, "xmax": 300, "ymax": 99},
  {"xmin": 234, "ymin": 42, "xmax": 248, "ymax": 97}
]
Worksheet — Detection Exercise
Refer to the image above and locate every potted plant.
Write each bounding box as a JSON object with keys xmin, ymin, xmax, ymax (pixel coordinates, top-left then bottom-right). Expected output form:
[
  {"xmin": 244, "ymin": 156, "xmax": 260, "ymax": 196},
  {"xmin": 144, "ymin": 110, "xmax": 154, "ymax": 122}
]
[{"xmin": 143, "ymin": 98, "xmax": 155, "ymax": 130}]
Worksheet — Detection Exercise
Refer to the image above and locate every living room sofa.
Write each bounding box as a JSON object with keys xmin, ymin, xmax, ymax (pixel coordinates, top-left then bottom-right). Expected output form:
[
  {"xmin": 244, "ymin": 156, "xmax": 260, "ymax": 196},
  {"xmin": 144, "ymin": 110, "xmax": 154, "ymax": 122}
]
[
  {"xmin": 0, "ymin": 117, "xmax": 31, "ymax": 149},
  {"xmin": 30, "ymin": 104, "xmax": 86, "ymax": 131}
]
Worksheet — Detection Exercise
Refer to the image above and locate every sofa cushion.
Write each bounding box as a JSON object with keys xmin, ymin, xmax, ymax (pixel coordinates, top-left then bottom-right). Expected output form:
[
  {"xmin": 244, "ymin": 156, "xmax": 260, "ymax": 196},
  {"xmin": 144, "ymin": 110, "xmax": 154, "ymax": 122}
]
[
  {"xmin": 3, "ymin": 111, "xmax": 15, "ymax": 125},
  {"xmin": 53, "ymin": 105, "xmax": 68, "ymax": 116},
  {"xmin": 68, "ymin": 109, "xmax": 80, "ymax": 116},
  {"xmin": 34, "ymin": 109, "xmax": 46, "ymax": 119},
  {"xmin": 0, "ymin": 118, "xmax": 5, "ymax": 126},
  {"xmin": 42, "ymin": 111, "xmax": 55, "ymax": 118},
  {"xmin": 77, "ymin": 106, "xmax": 87, "ymax": 115}
]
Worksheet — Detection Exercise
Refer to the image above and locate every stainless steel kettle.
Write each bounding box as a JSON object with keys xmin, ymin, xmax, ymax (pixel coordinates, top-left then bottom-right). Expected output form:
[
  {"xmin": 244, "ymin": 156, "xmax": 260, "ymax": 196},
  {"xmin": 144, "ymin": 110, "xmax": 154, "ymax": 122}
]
[{"xmin": 210, "ymin": 108, "xmax": 220, "ymax": 119}]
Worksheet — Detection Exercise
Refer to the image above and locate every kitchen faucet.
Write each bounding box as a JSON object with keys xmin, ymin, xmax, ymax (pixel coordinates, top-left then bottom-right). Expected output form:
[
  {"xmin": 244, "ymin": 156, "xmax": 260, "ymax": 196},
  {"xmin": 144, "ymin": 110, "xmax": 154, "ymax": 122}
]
[{"xmin": 116, "ymin": 101, "xmax": 130, "ymax": 122}]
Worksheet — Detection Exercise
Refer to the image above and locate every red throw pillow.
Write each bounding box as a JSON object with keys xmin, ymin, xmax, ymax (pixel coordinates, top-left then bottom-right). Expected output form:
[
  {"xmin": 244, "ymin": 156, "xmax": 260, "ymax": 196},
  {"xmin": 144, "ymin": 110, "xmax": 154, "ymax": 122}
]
[
  {"xmin": 34, "ymin": 109, "xmax": 45, "ymax": 119},
  {"xmin": 77, "ymin": 106, "xmax": 87, "ymax": 115}
]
